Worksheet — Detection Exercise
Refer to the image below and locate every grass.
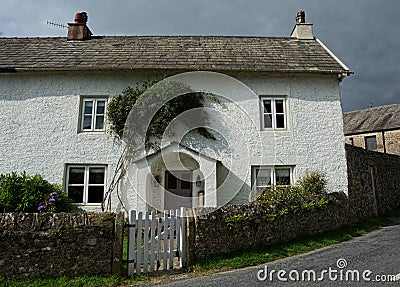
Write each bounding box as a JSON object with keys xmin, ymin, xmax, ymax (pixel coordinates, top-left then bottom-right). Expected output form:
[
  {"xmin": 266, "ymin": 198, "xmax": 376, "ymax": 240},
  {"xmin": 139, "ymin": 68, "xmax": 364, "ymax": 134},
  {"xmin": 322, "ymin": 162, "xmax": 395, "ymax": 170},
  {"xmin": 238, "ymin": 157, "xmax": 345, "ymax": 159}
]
[
  {"xmin": 2, "ymin": 208, "xmax": 399, "ymax": 286},
  {"xmin": 0, "ymin": 275, "xmax": 150, "ymax": 287}
]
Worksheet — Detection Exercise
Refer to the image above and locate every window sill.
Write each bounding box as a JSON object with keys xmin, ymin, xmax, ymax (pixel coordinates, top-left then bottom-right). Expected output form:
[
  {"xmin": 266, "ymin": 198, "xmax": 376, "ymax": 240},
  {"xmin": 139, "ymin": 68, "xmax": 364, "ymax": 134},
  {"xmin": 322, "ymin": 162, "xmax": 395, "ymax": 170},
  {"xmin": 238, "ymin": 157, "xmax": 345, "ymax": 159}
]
[
  {"xmin": 261, "ymin": 129, "xmax": 289, "ymax": 132},
  {"xmin": 78, "ymin": 130, "xmax": 107, "ymax": 135}
]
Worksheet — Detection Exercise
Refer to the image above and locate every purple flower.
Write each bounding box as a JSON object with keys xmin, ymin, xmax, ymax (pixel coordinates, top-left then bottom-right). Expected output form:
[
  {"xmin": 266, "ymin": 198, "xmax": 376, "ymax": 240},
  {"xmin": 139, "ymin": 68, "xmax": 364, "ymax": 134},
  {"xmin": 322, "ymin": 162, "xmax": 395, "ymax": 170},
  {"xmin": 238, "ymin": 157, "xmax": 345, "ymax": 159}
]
[
  {"xmin": 49, "ymin": 198, "xmax": 56, "ymax": 203},
  {"xmin": 52, "ymin": 192, "xmax": 57, "ymax": 196},
  {"xmin": 38, "ymin": 205, "xmax": 44, "ymax": 211}
]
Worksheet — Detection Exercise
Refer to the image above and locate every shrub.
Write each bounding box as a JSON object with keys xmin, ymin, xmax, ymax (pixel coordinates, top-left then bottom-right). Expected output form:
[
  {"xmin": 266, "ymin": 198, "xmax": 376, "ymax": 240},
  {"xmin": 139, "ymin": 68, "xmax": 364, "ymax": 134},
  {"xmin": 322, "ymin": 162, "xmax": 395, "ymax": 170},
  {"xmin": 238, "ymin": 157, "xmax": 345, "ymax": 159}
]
[
  {"xmin": 256, "ymin": 170, "xmax": 327, "ymax": 205},
  {"xmin": 0, "ymin": 172, "xmax": 77, "ymax": 213}
]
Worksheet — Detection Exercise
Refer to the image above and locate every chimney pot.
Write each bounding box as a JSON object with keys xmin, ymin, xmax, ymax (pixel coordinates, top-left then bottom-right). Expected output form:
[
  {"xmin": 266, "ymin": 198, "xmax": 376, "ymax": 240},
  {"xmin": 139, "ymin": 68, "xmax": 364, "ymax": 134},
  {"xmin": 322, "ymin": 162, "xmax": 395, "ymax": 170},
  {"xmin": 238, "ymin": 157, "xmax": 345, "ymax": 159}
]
[
  {"xmin": 74, "ymin": 12, "xmax": 88, "ymax": 24},
  {"xmin": 296, "ymin": 11, "xmax": 306, "ymax": 24}
]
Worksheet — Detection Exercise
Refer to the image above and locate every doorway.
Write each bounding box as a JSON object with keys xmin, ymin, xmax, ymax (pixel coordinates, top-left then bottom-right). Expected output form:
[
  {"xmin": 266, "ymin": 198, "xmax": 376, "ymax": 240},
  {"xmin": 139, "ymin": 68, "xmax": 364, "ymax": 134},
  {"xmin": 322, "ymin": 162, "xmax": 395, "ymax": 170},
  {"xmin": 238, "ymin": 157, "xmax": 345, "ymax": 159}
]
[{"xmin": 164, "ymin": 170, "xmax": 193, "ymax": 210}]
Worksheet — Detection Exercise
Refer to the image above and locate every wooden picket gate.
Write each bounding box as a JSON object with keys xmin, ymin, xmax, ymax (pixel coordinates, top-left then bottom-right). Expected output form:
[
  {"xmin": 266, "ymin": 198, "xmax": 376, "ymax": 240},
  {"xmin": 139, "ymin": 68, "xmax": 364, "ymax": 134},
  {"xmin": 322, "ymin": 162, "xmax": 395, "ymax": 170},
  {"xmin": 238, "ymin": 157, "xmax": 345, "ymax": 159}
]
[{"xmin": 127, "ymin": 208, "xmax": 187, "ymax": 276}]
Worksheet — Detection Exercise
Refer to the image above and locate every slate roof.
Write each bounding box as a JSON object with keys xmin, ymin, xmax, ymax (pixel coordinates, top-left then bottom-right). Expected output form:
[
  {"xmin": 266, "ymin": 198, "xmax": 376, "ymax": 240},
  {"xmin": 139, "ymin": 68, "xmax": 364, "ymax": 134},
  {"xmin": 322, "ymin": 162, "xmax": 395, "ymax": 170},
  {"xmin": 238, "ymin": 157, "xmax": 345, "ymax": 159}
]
[
  {"xmin": 0, "ymin": 36, "xmax": 350, "ymax": 73},
  {"xmin": 343, "ymin": 104, "xmax": 400, "ymax": 135}
]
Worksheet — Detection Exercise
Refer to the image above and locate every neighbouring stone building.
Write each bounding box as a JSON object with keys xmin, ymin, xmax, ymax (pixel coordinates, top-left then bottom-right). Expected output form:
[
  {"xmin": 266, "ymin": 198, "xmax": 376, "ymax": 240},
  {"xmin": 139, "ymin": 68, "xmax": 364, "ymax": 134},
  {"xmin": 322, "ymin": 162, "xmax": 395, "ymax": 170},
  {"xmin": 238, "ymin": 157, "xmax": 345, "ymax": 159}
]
[
  {"xmin": 0, "ymin": 11, "xmax": 352, "ymax": 212},
  {"xmin": 343, "ymin": 104, "xmax": 400, "ymax": 155}
]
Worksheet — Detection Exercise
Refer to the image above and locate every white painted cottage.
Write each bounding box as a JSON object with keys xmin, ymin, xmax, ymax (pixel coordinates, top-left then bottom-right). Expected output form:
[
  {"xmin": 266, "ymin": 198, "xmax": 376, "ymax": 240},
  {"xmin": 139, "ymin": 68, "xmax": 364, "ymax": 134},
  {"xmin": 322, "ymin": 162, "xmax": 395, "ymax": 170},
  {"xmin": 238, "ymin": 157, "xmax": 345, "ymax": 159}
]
[{"xmin": 0, "ymin": 12, "xmax": 351, "ymax": 212}]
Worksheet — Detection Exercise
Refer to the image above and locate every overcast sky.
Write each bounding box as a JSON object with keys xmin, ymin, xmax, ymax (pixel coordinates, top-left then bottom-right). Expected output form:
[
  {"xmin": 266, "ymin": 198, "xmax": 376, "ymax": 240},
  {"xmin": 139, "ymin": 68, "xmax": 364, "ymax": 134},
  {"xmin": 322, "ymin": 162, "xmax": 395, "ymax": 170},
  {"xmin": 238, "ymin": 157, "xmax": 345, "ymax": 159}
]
[{"xmin": 1, "ymin": 0, "xmax": 399, "ymax": 112}]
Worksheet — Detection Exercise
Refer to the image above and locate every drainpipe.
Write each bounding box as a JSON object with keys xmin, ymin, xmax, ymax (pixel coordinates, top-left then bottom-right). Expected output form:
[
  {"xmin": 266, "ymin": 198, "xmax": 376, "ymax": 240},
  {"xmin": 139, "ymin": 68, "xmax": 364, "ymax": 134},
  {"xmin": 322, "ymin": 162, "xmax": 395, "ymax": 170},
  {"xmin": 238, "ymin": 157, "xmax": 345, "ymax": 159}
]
[{"xmin": 382, "ymin": 131, "xmax": 387, "ymax": 153}]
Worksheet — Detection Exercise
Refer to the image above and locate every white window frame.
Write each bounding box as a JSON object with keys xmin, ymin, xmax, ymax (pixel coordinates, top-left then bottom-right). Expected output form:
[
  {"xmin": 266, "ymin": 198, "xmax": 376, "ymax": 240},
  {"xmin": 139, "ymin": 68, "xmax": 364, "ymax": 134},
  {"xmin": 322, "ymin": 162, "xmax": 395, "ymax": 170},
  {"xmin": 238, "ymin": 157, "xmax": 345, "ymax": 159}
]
[
  {"xmin": 66, "ymin": 165, "xmax": 107, "ymax": 205},
  {"xmin": 252, "ymin": 166, "xmax": 294, "ymax": 190},
  {"xmin": 80, "ymin": 97, "xmax": 108, "ymax": 132},
  {"xmin": 260, "ymin": 97, "xmax": 287, "ymax": 130}
]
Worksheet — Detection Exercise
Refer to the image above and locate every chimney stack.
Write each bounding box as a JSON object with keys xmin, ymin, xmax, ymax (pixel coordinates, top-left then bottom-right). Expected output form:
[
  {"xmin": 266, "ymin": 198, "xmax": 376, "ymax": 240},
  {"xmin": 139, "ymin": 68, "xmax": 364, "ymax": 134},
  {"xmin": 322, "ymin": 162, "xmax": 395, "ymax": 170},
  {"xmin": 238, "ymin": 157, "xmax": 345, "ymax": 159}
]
[
  {"xmin": 67, "ymin": 12, "xmax": 92, "ymax": 41},
  {"xmin": 290, "ymin": 10, "xmax": 314, "ymax": 40}
]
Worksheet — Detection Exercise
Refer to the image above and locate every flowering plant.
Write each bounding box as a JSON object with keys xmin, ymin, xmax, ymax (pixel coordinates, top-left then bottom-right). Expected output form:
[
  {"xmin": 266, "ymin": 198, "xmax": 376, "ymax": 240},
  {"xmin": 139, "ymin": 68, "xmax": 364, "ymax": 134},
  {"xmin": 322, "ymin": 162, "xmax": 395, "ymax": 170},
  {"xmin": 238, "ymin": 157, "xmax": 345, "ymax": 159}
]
[{"xmin": 38, "ymin": 192, "xmax": 57, "ymax": 212}]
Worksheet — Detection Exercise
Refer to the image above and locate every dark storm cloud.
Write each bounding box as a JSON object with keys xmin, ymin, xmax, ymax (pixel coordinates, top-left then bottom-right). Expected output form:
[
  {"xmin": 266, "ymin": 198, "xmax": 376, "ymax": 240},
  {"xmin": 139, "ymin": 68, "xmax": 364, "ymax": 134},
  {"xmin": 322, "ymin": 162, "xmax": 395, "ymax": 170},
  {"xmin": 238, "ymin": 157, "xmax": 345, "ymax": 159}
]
[{"xmin": 1, "ymin": 0, "xmax": 399, "ymax": 111}]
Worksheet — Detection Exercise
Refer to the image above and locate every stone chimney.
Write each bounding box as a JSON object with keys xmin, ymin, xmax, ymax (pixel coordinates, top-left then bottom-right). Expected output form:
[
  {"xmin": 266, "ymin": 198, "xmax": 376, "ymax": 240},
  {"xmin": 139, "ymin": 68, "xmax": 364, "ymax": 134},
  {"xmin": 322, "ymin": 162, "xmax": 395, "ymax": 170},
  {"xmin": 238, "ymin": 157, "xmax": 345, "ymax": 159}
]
[
  {"xmin": 67, "ymin": 12, "xmax": 92, "ymax": 41},
  {"xmin": 290, "ymin": 11, "xmax": 314, "ymax": 40}
]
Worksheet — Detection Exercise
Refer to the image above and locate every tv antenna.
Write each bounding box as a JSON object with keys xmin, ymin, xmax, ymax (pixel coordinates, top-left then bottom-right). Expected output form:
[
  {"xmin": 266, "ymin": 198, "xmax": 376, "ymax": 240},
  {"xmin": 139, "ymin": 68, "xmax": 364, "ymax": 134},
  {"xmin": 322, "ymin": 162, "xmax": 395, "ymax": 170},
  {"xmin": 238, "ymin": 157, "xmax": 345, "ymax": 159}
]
[{"xmin": 46, "ymin": 21, "xmax": 67, "ymax": 29}]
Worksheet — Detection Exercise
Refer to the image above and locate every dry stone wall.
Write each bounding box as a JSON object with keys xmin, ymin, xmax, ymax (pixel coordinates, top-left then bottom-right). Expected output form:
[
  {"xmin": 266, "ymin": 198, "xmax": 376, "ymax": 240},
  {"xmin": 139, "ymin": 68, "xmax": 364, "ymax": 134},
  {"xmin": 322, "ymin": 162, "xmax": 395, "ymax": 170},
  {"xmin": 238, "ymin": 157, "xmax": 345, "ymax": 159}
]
[
  {"xmin": 0, "ymin": 212, "xmax": 124, "ymax": 279},
  {"xmin": 346, "ymin": 144, "xmax": 400, "ymax": 219},
  {"xmin": 187, "ymin": 194, "xmax": 349, "ymax": 261}
]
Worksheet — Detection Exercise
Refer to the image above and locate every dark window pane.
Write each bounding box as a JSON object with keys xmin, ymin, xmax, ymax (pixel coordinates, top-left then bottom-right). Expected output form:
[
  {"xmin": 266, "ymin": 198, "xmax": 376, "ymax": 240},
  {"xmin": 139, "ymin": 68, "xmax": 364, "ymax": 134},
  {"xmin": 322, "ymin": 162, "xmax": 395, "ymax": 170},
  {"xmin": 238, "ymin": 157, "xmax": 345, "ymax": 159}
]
[
  {"xmin": 365, "ymin": 136, "xmax": 377, "ymax": 151},
  {"xmin": 88, "ymin": 186, "xmax": 104, "ymax": 203},
  {"xmin": 167, "ymin": 172, "xmax": 177, "ymax": 189},
  {"xmin": 256, "ymin": 168, "xmax": 271, "ymax": 187},
  {"xmin": 84, "ymin": 101, "xmax": 93, "ymax": 114},
  {"xmin": 95, "ymin": 116, "xmax": 104, "ymax": 129},
  {"xmin": 263, "ymin": 100, "xmax": 272, "ymax": 113},
  {"xmin": 89, "ymin": 167, "xmax": 105, "ymax": 184},
  {"xmin": 275, "ymin": 100, "xmax": 284, "ymax": 113},
  {"xmin": 181, "ymin": 173, "xmax": 191, "ymax": 190},
  {"xmin": 276, "ymin": 114, "xmax": 285, "ymax": 128},
  {"xmin": 276, "ymin": 168, "xmax": 291, "ymax": 185},
  {"xmin": 68, "ymin": 168, "xmax": 85, "ymax": 184},
  {"xmin": 68, "ymin": 186, "xmax": 84, "ymax": 203},
  {"xmin": 83, "ymin": 116, "xmax": 92, "ymax": 130},
  {"xmin": 181, "ymin": 180, "xmax": 191, "ymax": 190},
  {"xmin": 264, "ymin": 114, "xmax": 272, "ymax": 128},
  {"xmin": 96, "ymin": 100, "xmax": 106, "ymax": 114}
]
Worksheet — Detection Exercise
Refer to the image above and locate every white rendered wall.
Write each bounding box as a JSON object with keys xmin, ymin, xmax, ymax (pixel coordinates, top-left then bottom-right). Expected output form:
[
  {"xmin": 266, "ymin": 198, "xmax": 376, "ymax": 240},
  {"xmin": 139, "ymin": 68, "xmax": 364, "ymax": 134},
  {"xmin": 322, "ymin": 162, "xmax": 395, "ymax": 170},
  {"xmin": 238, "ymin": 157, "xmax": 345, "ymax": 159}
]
[{"xmin": 0, "ymin": 70, "xmax": 348, "ymax": 211}]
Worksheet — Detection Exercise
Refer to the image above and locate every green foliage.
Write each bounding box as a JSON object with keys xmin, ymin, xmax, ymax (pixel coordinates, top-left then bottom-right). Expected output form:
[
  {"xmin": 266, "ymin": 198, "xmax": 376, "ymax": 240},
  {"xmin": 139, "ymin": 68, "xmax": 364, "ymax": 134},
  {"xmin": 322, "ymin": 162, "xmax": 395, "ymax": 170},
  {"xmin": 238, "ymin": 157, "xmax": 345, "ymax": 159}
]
[
  {"xmin": 0, "ymin": 172, "xmax": 76, "ymax": 213},
  {"xmin": 265, "ymin": 213, "xmax": 277, "ymax": 221},
  {"xmin": 256, "ymin": 171, "xmax": 328, "ymax": 205},
  {"xmin": 224, "ymin": 214, "xmax": 251, "ymax": 229},
  {"xmin": 106, "ymin": 80, "xmax": 157, "ymax": 139},
  {"xmin": 296, "ymin": 170, "xmax": 327, "ymax": 196},
  {"xmin": 107, "ymin": 79, "xmax": 217, "ymax": 148},
  {"xmin": 0, "ymin": 275, "xmax": 147, "ymax": 287}
]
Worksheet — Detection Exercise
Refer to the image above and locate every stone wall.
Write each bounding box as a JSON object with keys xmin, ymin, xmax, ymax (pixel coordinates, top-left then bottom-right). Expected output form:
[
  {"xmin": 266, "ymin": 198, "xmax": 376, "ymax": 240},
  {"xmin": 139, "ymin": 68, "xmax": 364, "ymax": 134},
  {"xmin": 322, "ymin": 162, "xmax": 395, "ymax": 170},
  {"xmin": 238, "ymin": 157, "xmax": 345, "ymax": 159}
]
[
  {"xmin": 346, "ymin": 144, "xmax": 400, "ymax": 219},
  {"xmin": 0, "ymin": 212, "xmax": 124, "ymax": 279},
  {"xmin": 187, "ymin": 194, "xmax": 349, "ymax": 261}
]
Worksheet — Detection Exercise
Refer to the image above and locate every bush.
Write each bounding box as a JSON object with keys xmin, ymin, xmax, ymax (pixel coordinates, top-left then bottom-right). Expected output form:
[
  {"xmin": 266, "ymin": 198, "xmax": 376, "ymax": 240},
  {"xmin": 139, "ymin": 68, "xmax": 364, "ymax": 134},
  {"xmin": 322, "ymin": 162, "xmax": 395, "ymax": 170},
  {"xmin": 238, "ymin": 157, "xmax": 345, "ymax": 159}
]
[
  {"xmin": 256, "ymin": 171, "xmax": 327, "ymax": 205},
  {"xmin": 0, "ymin": 172, "xmax": 77, "ymax": 213}
]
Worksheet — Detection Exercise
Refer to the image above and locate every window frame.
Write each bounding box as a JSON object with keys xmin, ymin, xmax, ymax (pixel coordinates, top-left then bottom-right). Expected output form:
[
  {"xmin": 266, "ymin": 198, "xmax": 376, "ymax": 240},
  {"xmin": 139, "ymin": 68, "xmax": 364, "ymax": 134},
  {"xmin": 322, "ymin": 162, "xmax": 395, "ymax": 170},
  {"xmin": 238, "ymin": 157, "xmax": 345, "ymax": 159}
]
[
  {"xmin": 66, "ymin": 165, "xmax": 107, "ymax": 205},
  {"xmin": 252, "ymin": 166, "xmax": 294, "ymax": 190},
  {"xmin": 79, "ymin": 96, "xmax": 108, "ymax": 132},
  {"xmin": 260, "ymin": 96, "xmax": 287, "ymax": 130}
]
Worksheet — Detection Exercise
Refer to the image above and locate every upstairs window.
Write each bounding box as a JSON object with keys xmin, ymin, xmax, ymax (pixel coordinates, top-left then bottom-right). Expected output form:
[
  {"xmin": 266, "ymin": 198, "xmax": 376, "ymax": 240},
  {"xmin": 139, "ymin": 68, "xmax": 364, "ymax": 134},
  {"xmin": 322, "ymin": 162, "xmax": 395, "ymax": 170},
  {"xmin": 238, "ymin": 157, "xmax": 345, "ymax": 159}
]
[
  {"xmin": 66, "ymin": 165, "xmax": 106, "ymax": 205},
  {"xmin": 252, "ymin": 166, "xmax": 293, "ymax": 190},
  {"xmin": 365, "ymin": 135, "xmax": 377, "ymax": 151},
  {"xmin": 261, "ymin": 97, "xmax": 287, "ymax": 130},
  {"xmin": 80, "ymin": 97, "xmax": 107, "ymax": 132}
]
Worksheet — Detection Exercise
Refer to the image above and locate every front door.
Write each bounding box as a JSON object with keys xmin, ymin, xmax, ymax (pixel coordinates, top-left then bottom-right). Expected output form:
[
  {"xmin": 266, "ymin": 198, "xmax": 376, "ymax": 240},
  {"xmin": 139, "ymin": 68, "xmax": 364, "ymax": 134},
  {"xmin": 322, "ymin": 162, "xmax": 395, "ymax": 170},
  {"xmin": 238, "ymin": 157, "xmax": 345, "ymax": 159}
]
[{"xmin": 164, "ymin": 170, "xmax": 192, "ymax": 210}]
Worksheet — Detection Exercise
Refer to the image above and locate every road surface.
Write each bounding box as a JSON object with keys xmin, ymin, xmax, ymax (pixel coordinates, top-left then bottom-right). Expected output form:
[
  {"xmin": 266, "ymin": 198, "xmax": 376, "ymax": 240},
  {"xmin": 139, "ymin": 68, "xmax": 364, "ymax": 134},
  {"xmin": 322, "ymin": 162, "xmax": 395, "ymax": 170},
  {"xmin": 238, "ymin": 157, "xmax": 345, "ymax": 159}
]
[{"xmin": 138, "ymin": 219, "xmax": 400, "ymax": 286}]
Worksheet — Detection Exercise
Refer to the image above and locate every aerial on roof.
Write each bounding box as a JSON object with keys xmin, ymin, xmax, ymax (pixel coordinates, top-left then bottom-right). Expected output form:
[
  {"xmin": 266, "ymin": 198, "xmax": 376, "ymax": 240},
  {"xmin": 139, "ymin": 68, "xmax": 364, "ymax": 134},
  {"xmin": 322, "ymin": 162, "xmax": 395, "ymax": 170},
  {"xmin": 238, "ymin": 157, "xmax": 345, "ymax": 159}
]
[
  {"xmin": 343, "ymin": 104, "xmax": 400, "ymax": 135},
  {"xmin": 0, "ymin": 36, "xmax": 349, "ymax": 74}
]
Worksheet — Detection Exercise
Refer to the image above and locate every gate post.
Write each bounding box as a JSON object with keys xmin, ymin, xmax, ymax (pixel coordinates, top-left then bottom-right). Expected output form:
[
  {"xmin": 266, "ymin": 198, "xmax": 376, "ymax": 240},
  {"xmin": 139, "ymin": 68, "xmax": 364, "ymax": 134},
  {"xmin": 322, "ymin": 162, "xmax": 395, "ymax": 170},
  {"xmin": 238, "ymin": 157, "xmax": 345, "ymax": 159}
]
[
  {"xmin": 179, "ymin": 207, "xmax": 187, "ymax": 268},
  {"xmin": 127, "ymin": 210, "xmax": 137, "ymax": 276}
]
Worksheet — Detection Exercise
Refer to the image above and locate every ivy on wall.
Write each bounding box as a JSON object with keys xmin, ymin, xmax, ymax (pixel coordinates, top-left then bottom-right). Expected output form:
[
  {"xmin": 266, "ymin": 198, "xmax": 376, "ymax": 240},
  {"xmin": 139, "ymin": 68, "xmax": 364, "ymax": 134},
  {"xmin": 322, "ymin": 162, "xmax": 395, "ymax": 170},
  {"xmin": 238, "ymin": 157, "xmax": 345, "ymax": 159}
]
[{"xmin": 107, "ymin": 79, "xmax": 217, "ymax": 149}]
